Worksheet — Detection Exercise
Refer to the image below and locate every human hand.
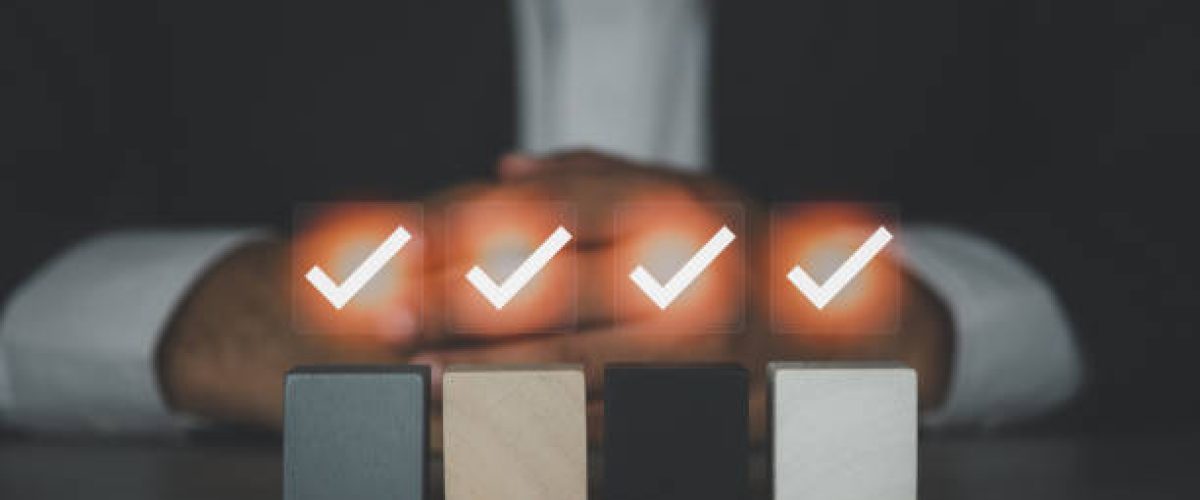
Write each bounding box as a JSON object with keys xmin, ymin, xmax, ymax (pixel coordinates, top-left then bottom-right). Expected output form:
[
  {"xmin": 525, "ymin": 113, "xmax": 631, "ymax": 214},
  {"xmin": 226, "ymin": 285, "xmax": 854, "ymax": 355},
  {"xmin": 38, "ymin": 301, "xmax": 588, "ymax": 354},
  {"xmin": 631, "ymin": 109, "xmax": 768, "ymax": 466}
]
[
  {"xmin": 413, "ymin": 149, "xmax": 771, "ymax": 442},
  {"xmin": 158, "ymin": 149, "xmax": 951, "ymax": 438},
  {"xmin": 414, "ymin": 150, "xmax": 952, "ymax": 442},
  {"xmin": 157, "ymin": 241, "xmax": 420, "ymax": 429},
  {"xmin": 418, "ymin": 149, "xmax": 761, "ymax": 337},
  {"xmin": 154, "ymin": 149, "xmax": 753, "ymax": 431}
]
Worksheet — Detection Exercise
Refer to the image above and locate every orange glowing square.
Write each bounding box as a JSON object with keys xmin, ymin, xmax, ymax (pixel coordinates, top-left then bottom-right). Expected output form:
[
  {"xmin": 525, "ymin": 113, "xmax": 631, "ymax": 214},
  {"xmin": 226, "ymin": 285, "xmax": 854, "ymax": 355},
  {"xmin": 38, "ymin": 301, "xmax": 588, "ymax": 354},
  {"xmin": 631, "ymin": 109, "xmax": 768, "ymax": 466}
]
[
  {"xmin": 291, "ymin": 202, "xmax": 424, "ymax": 341},
  {"xmin": 613, "ymin": 203, "xmax": 746, "ymax": 335},
  {"xmin": 770, "ymin": 203, "xmax": 902, "ymax": 336},
  {"xmin": 444, "ymin": 203, "xmax": 577, "ymax": 336}
]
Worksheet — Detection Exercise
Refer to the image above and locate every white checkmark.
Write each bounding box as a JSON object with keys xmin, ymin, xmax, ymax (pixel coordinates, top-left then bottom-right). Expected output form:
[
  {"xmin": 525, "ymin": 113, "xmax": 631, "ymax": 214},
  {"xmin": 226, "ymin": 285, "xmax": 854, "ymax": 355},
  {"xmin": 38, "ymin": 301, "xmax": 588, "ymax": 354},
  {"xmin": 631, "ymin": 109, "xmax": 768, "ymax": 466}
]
[
  {"xmin": 629, "ymin": 226, "xmax": 736, "ymax": 310},
  {"xmin": 465, "ymin": 226, "xmax": 573, "ymax": 310},
  {"xmin": 305, "ymin": 225, "xmax": 412, "ymax": 310},
  {"xmin": 787, "ymin": 226, "xmax": 893, "ymax": 310}
]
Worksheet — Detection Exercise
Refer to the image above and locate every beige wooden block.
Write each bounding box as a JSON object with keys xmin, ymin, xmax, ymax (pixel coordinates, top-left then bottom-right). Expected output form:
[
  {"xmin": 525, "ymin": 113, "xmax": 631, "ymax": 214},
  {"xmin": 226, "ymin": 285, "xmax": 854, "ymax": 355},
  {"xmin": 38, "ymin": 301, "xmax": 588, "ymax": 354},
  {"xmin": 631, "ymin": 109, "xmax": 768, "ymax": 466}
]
[{"xmin": 442, "ymin": 364, "xmax": 587, "ymax": 500}]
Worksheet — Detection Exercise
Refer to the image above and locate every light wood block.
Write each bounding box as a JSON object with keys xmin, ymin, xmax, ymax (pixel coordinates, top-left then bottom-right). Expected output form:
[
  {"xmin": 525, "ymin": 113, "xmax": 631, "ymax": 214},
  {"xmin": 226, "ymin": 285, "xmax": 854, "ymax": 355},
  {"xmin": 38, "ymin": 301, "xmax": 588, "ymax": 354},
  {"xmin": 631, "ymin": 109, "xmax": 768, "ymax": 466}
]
[
  {"xmin": 770, "ymin": 362, "xmax": 916, "ymax": 500},
  {"xmin": 442, "ymin": 364, "xmax": 587, "ymax": 500}
]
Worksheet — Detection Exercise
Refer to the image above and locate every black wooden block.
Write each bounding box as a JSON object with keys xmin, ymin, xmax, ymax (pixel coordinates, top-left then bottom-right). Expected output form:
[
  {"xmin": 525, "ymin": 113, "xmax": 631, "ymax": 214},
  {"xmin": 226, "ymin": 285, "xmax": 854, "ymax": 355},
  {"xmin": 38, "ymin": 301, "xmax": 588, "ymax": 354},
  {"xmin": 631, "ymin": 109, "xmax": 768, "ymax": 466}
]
[
  {"xmin": 284, "ymin": 365, "xmax": 429, "ymax": 500},
  {"xmin": 603, "ymin": 364, "xmax": 749, "ymax": 500}
]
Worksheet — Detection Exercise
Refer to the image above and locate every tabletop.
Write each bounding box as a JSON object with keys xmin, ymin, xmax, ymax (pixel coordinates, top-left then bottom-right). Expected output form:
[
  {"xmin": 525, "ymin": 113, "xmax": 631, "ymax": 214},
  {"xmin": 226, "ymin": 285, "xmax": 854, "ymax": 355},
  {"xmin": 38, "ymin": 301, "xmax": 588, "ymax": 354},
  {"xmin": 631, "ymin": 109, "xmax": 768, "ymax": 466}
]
[{"xmin": 2, "ymin": 432, "xmax": 1197, "ymax": 499}]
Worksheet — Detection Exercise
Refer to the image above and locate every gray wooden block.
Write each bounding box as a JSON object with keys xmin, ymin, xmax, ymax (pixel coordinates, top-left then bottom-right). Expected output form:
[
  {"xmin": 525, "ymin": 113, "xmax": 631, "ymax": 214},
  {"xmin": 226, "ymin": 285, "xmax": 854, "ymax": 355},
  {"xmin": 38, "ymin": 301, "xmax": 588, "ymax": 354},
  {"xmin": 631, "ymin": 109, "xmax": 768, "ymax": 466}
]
[
  {"xmin": 770, "ymin": 362, "xmax": 916, "ymax": 500},
  {"xmin": 442, "ymin": 364, "xmax": 587, "ymax": 500},
  {"xmin": 284, "ymin": 365, "xmax": 428, "ymax": 500}
]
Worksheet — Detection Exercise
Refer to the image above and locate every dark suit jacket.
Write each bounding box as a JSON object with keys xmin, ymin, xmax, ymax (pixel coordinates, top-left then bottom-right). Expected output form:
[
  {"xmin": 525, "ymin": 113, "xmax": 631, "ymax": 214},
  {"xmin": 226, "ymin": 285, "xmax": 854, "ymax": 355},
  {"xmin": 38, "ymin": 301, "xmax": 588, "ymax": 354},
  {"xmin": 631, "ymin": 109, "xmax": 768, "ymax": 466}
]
[{"xmin": 4, "ymin": 0, "xmax": 1198, "ymax": 432}]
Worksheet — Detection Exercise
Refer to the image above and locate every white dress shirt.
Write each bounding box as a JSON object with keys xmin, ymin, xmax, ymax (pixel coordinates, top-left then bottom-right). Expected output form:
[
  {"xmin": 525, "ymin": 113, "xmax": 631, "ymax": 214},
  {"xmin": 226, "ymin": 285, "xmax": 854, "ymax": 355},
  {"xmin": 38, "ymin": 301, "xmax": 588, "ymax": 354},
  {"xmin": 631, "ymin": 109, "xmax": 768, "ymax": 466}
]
[
  {"xmin": 514, "ymin": 0, "xmax": 710, "ymax": 168},
  {"xmin": 0, "ymin": 0, "xmax": 1082, "ymax": 432}
]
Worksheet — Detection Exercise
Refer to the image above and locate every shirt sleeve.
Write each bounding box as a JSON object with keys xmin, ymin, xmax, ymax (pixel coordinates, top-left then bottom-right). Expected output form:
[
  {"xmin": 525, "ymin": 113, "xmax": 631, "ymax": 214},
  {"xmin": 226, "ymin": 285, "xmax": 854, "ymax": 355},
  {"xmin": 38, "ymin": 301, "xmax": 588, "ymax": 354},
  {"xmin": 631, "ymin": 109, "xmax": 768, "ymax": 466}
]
[
  {"xmin": 0, "ymin": 229, "xmax": 268, "ymax": 433},
  {"xmin": 900, "ymin": 225, "xmax": 1085, "ymax": 429}
]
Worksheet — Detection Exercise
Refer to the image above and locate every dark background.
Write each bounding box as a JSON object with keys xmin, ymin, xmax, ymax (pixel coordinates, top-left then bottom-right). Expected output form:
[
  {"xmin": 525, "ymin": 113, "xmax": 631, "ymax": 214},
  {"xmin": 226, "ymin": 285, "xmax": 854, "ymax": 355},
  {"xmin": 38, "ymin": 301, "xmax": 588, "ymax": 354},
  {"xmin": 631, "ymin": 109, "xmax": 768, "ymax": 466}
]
[{"xmin": 4, "ymin": 0, "xmax": 1199, "ymax": 433}]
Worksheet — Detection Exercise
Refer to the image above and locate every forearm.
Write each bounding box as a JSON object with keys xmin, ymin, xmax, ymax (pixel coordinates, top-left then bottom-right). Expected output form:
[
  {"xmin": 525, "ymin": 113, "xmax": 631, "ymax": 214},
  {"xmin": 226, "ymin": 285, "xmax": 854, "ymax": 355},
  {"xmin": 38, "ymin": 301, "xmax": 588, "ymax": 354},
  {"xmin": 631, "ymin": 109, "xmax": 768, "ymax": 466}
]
[
  {"xmin": 157, "ymin": 240, "xmax": 295, "ymax": 428},
  {"xmin": 0, "ymin": 230, "xmax": 266, "ymax": 433},
  {"xmin": 158, "ymin": 240, "xmax": 415, "ymax": 430}
]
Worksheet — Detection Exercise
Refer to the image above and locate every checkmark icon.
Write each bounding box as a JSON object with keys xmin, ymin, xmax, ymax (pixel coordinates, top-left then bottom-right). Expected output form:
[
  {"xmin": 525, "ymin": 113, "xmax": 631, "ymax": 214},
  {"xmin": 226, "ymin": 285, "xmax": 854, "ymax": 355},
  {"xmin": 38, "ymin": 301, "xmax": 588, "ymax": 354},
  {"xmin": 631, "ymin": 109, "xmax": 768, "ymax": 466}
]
[
  {"xmin": 305, "ymin": 225, "xmax": 412, "ymax": 310},
  {"xmin": 787, "ymin": 226, "xmax": 893, "ymax": 310},
  {"xmin": 465, "ymin": 226, "xmax": 573, "ymax": 310},
  {"xmin": 630, "ymin": 226, "xmax": 736, "ymax": 310}
]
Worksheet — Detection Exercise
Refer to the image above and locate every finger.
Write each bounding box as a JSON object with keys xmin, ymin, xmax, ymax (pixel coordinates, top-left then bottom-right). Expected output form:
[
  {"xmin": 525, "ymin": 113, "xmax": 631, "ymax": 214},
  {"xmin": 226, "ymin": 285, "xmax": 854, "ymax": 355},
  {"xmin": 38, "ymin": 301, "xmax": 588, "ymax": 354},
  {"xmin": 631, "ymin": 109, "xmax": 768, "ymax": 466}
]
[
  {"xmin": 418, "ymin": 228, "xmax": 740, "ymax": 347},
  {"xmin": 417, "ymin": 238, "xmax": 584, "ymax": 346},
  {"xmin": 498, "ymin": 152, "xmax": 712, "ymax": 244},
  {"xmin": 551, "ymin": 175, "xmax": 712, "ymax": 246},
  {"xmin": 411, "ymin": 322, "xmax": 758, "ymax": 399},
  {"xmin": 423, "ymin": 242, "xmax": 631, "ymax": 336},
  {"xmin": 749, "ymin": 383, "xmax": 767, "ymax": 444},
  {"xmin": 434, "ymin": 182, "xmax": 574, "ymax": 263},
  {"xmin": 420, "ymin": 214, "xmax": 747, "ymax": 346},
  {"xmin": 417, "ymin": 181, "xmax": 572, "ymax": 345},
  {"xmin": 587, "ymin": 399, "xmax": 604, "ymax": 445},
  {"xmin": 497, "ymin": 149, "xmax": 755, "ymax": 243},
  {"xmin": 496, "ymin": 151, "xmax": 544, "ymax": 179},
  {"xmin": 491, "ymin": 151, "xmax": 726, "ymax": 245},
  {"xmin": 496, "ymin": 149, "xmax": 629, "ymax": 180}
]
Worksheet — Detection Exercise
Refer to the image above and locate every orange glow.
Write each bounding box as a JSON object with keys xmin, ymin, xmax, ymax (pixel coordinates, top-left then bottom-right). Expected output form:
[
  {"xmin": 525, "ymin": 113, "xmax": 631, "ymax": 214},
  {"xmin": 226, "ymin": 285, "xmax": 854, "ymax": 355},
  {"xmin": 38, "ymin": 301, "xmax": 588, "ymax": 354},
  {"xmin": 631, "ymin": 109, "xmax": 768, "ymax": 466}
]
[
  {"xmin": 770, "ymin": 204, "xmax": 902, "ymax": 336},
  {"xmin": 291, "ymin": 203, "xmax": 423, "ymax": 339},
  {"xmin": 612, "ymin": 198, "xmax": 745, "ymax": 334},
  {"xmin": 444, "ymin": 203, "xmax": 576, "ymax": 335}
]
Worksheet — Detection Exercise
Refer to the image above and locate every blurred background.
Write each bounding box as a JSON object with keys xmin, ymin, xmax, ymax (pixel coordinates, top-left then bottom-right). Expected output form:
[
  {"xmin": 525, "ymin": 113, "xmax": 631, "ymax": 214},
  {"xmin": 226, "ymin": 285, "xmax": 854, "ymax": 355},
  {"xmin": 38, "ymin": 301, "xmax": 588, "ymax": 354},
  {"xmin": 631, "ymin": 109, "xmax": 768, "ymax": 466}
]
[{"xmin": 3, "ymin": 0, "xmax": 1199, "ymax": 498}]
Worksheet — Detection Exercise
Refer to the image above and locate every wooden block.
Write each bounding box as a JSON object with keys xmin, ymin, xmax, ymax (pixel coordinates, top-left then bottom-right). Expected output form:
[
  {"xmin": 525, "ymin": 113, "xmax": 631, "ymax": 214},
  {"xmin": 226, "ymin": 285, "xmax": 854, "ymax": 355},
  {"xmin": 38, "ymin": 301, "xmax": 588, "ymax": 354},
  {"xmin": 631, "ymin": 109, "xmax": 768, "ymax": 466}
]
[
  {"xmin": 284, "ymin": 365, "xmax": 428, "ymax": 500},
  {"xmin": 770, "ymin": 362, "xmax": 916, "ymax": 500},
  {"xmin": 442, "ymin": 364, "xmax": 587, "ymax": 500},
  {"xmin": 603, "ymin": 364, "xmax": 749, "ymax": 500}
]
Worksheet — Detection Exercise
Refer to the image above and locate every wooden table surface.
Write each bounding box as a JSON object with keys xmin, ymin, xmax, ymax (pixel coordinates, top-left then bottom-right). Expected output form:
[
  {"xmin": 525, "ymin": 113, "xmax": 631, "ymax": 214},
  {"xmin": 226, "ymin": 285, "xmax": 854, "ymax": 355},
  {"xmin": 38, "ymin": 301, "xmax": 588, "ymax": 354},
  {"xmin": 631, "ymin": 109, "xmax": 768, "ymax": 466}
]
[{"xmin": 2, "ymin": 432, "xmax": 1197, "ymax": 499}]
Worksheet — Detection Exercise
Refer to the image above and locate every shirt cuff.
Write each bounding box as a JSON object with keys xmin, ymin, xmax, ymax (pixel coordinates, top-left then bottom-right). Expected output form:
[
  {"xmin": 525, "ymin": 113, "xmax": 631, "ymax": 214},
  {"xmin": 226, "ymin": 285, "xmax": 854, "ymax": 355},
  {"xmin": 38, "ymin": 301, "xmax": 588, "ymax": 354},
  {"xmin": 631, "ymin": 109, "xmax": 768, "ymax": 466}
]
[
  {"xmin": 899, "ymin": 225, "xmax": 1085, "ymax": 429},
  {"xmin": 0, "ymin": 229, "xmax": 268, "ymax": 433}
]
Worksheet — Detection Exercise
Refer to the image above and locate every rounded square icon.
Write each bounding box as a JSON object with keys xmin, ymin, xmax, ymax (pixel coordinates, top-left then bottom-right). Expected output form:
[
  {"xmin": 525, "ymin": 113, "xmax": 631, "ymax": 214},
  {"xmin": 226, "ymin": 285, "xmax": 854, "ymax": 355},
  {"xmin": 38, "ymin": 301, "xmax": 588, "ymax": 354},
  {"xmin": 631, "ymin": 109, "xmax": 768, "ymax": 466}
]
[
  {"xmin": 444, "ymin": 202, "xmax": 577, "ymax": 335},
  {"xmin": 292, "ymin": 202, "xmax": 424, "ymax": 341},
  {"xmin": 770, "ymin": 203, "xmax": 902, "ymax": 337},
  {"xmin": 613, "ymin": 203, "xmax": 746, "ymax": 335}
]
